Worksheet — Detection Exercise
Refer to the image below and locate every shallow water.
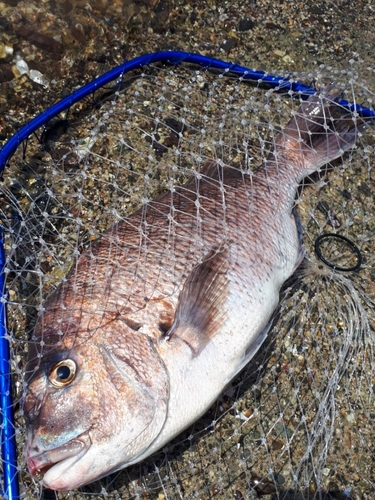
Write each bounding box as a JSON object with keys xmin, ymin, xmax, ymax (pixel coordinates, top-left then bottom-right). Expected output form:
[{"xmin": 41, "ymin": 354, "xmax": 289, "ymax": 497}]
[{"xmin": 1, "ymin": 2, "xmax": 375, "ymax": 499}]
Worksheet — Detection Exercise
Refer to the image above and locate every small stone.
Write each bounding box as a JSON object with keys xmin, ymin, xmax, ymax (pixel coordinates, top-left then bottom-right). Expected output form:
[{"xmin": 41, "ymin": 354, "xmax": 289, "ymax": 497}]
[
  {"xmin": 14, "ymin": 27, "xmax": 63, "ymax": 55},
  {"xmin": 266, "ymin": 22, "xmax": 285, "ymax": 31},
  {"xmin": 220, "ymin": 38, "xmax": 237, "ymax": 52},
  {"xmin": 282, "ymin": 54, "xmax": 294, "ymax": 63},
  {"xmin": 271, "ymin": 440, "xmax": 283, "ymax": 451},
  {"xmin": 238, "ymin": 19, "xmax": 255, "ymax": 31},
  {"xmin": 250, "ymin": 475, "xmax": 277, "ymax": 495},
  {"xmin": 243, "ymin": 408, "xmax": 252, "ymax": 418},
  {"xmin": 342, "ymin": 189, "xmax": 352, "ymax": 200},
  {"xmin": 346, "ymin": 412, "xmax": 356, "ymax": 424},
  {"xmin": 13, "ymin": 59, "xmax": 29, "ymax": 78},
  {"xmin": 0, "ymin": 42, "xmax": 13, "ymax": 59},
  {"xmin": 274, "ymin": 49, "xmax": 285, "ymax": 58},
  {"xmin": 29, "ymin": 69, "xmax": 49, "ymax": 87},
  {"xmin": 252, "ymin": 387, "xmax": 261, "ymax": 401},
  {"xmin": 0, "ymin": 63, "xmax": 14, "ymax": 82},
  {"xmin": 272, "ymin": 472, "xmax": 285, "ymax": 484}
]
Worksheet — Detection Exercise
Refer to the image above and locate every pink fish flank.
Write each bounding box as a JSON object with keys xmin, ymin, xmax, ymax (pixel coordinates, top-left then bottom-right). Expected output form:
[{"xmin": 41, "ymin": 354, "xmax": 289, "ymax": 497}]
[{"xmin": 24, "ymin": 89, "xmax": 365, "ymax": 490}]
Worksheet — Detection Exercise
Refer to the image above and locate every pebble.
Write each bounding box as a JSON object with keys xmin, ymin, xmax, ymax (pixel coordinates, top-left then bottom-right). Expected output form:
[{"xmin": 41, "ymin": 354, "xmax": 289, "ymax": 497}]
[
  {"xmin": 273, "ymin": 473, "xmax": 285, "ymax": 485},
  {"xmin": 238, "ymin": 19, "xmax": 255, "ymax": 31},
  {"xmin": 220, "ymin": 38, "xmax": 237, "ymax": 52},
  {"xmin": 12, "ymin": 59, "xmax": 29, "ymax": 78},
  {"xmin": 250, "ymin": 475, "xmax": 277, "ymax": 495},
  {"xmin": 0, "ymin": 42, "xmax": 13, "ymax": 59},
  {"xmin": 29, "ymin": 69, "xmax": 49, "ymax": 87},
  {"xmin": 0, "ymin": 63, "xmax": 14, "ymax": 82}
]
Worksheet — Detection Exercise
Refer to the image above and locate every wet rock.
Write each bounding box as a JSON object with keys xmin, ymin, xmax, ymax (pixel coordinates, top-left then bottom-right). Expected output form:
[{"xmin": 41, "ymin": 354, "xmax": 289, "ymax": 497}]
[
  {"xmin": 220, "ymin": 38, "xmax": 237, "ymax": 52},
  {"xmin": 238, "ymin": 18, "xmax": 255, "ymax": 31},
  {"xmin": 3, "ymin": 0, "xmax": 20, "ymax": 6},
  {"xmin": 250, "ymin": 475, "xmax": 277, "ymax": 495},
  {"xmin": 14, "ymin": 27, "xmax": 63, "ymax": 55},
  {"xmin": 0, "ymin": 42, "xmax": 13, "ymax": 59},
  {"xmin": 0, "ymin": 63, "xmax": 14, "ymax": 82}
]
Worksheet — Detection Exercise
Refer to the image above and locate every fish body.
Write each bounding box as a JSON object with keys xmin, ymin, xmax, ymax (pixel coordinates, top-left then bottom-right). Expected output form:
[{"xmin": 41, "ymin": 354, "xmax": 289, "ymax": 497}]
[{"xmin": 24, "ymin": 90, "xmax": 364, "ymax": 490}]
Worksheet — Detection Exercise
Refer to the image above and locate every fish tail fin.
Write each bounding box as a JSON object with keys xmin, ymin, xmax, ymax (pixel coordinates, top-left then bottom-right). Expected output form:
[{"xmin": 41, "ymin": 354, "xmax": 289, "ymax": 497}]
[{"xmin": 273, "ymin": 86, "xmax": 367, "ymax": 181}]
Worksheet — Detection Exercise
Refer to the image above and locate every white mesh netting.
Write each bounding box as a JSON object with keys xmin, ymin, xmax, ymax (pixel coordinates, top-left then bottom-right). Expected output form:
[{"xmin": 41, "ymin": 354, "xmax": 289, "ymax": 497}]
[{"xmin": 1, "ymin": 60, "xmax": 375, "ymax": 500}]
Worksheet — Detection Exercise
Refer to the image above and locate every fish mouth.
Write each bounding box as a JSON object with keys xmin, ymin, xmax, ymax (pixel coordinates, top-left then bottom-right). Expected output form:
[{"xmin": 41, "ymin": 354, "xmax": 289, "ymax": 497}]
[{"xmin": 27, "ymin": 431, "xmax": 91, "ymax": 478}]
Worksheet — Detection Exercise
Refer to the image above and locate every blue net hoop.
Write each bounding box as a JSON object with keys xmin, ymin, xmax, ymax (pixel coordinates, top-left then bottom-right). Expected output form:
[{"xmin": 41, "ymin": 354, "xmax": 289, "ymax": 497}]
[{"xmin": 1, "ymin": 50, "xmax": 374, "ymax": 500}]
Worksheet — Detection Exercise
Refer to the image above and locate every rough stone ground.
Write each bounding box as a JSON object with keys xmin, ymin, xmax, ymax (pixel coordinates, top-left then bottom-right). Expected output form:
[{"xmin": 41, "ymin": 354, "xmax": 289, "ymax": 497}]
[{"xmin": 1, "ymin": 1, "xmax": 375, "ymax": 500}]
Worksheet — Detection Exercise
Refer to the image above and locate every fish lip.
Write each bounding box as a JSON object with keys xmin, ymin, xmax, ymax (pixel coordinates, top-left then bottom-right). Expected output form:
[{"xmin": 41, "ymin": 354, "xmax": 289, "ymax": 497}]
[{"xmin": 27, "ymin": 431, "xmax": 91, "ymax": 477}]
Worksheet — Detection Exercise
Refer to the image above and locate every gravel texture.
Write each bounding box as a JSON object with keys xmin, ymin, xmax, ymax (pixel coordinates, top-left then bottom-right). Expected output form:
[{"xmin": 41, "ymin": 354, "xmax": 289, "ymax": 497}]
[{"xmin": 1, "ymin": 1, "xmax": 375, "ymax": 500}]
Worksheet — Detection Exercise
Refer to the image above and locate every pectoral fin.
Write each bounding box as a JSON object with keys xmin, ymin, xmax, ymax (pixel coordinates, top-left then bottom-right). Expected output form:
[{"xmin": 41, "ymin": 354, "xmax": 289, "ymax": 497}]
[{"xmin": 167, "ymin": 245, "xmax": 230, "ymax": 355}]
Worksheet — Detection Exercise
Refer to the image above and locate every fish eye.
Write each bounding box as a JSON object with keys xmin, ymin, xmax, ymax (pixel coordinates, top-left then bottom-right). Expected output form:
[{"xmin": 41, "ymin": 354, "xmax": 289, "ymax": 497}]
[{"xmin": 49, "ymin": 359, "xmax": 76, "ymax": 388}]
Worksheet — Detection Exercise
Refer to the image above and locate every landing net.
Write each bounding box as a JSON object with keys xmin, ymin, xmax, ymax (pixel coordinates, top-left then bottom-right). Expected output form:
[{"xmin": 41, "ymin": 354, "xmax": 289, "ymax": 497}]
[{"xmin": 1, "ymin": 52, "xmax": 375, "ymax": 500}]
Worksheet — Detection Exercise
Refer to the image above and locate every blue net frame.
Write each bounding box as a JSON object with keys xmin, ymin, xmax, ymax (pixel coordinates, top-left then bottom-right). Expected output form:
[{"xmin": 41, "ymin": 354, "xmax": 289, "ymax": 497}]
[{"xmin": 0, "ymin": 50, "xmax": 374, "ymax": 500}]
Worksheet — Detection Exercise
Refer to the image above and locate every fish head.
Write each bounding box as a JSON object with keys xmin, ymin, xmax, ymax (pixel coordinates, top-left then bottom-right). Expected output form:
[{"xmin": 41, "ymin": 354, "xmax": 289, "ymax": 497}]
[{"xmin": 24, "ymin": 317, "xmax": 169, "ymax": 491}]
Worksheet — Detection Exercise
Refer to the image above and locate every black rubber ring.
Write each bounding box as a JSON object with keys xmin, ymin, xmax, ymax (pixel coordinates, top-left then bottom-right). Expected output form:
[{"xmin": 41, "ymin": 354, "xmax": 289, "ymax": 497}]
[{"xmin": 314, "ymin": 233, "xmax": 362, "ymax": 272}]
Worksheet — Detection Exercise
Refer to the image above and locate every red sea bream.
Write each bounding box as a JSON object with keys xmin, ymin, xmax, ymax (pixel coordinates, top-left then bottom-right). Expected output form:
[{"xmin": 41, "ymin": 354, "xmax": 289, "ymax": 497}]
[{"xmin": 24, "ymin": 89, "xmax": 365, "ymax": 490}]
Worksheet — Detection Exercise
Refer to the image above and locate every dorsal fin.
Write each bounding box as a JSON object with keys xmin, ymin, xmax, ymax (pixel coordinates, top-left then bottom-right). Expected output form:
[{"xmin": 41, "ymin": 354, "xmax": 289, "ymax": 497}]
[
  {"xmin": 183, "ymin": 160, "xmax": 244, "ymax": 191},
  {"xmin": 166, "ymin": 243, "xmax": 230, "ymax": 355}
]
